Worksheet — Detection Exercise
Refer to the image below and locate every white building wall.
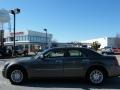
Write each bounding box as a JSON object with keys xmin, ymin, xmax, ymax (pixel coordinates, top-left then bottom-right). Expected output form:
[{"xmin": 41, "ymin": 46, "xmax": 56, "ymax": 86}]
[
  {"xmin": 81, "ymin": 37, "xmax": 118, "ymax": 48},
  {"xmin": 4, "ymin": 30, "xmax": 52, "ymax": 46},
  {"xmin": 81, "ymin": 37, "xmax": 108, "ymax": 48},
  {"xmin": 4, "ymin": 30, "xmax": 53, "ymax": 51},
  {"xmin": 4, "ymin": 30, "xmax": 52, "ymax": 43}
]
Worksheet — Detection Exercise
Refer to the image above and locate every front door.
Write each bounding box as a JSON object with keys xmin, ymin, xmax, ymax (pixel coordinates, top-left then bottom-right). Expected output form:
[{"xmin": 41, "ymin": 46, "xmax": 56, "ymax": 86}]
[{"xmin": 32, "ymin": 49, "xmax": 65, "ymax": 77}]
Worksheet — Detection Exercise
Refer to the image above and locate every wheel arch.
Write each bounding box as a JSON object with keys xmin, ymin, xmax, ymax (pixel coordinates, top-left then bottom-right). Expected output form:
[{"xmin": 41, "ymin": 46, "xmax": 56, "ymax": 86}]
[
  {"xmin": 6, "ymin": 64, "xmax": 28, "ymax": 79},
  {"xmin": 86, "ymin": 65, "xmax": 108, "ymax": 78}
]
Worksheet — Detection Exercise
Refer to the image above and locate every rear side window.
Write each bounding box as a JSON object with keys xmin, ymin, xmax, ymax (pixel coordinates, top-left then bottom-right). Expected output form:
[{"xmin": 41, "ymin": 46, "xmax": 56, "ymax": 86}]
[{"xmin": 68, "ymin": 49, "xmax": 85, "ymax": 57}]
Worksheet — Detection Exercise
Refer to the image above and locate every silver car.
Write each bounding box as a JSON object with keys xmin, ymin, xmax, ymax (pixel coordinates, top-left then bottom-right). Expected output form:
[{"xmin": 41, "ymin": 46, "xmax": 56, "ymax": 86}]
[
  {"xmin": 2, "ymin": 47, "xmax": 120, "ymax": 85},
  {"xmin": 101, "ymin": 47, "xmax": 114, "ymax": 55}
]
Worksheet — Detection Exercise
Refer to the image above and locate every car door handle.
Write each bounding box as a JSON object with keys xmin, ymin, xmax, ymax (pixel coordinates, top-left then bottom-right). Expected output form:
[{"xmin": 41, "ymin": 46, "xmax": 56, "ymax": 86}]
[
  {"xmin": 72, "ymin": 61, "xmax": 76, "ymax": 64},
  {"xmin": 55, "ymin": 60, "xmax": 62, "ymax": 63},
  {"xmin": 82, "ymin": 59, "xmax": 90, "ymax": 62}
]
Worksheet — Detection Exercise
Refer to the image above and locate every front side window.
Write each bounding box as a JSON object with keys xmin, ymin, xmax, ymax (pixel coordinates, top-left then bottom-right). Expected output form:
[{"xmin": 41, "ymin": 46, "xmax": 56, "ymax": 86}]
[
  {"xmin": 44, "ymin": 49, "xmax": 65, "ymax": 58},
  {"xmin": 68, "ymin": 49, "xmax": 85, "ymax": 57}
]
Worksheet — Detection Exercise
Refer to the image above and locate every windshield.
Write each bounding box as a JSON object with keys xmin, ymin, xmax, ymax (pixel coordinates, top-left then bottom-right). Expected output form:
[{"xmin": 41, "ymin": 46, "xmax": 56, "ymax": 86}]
[
  {"xmin": 34, "ymin": 52, "xmax": 43, "ymax": 59},
  {"xmin": 33, "ymin": 49, "xmax": 49, "ymax": 59}
]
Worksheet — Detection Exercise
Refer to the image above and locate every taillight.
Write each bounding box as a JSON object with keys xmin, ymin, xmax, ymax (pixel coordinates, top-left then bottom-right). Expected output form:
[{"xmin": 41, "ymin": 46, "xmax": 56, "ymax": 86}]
[{"xmin": 113, "ymin": 56, "xmax": 120, "ymax": 66}]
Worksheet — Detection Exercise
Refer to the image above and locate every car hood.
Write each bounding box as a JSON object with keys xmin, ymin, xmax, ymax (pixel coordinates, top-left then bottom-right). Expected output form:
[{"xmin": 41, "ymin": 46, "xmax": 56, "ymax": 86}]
[
  {"xmin": 16, "ymin": 57, "xmax": 34, "ymax": 62},
  {"xmin": 6, "ymin": 57, "xmax": 35, "ymax": 65}
]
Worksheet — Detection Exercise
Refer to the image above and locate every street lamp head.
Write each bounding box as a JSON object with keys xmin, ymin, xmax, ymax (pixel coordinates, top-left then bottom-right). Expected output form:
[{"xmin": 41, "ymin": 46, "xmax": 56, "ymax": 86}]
[
  {"xmin": 10, "ymin": 10, "xmax": 15, "ymax": 14},
  {"xmin": 10, "ymin": 8, "xmax": 20, "ymax": 14},
  {"xmin": 44, "ymin": 28, "xmax": 47, "ymax": 32},
  {"xmin": 15, "ymin": 8, "xmax": 20, "ymax": 14}
]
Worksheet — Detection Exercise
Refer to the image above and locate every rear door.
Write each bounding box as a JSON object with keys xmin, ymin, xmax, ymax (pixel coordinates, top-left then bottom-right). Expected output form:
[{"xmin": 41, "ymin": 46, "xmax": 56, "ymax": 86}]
[{"xmin": 63, "ymin": 48, "xmax": 90, "ymax": 77}]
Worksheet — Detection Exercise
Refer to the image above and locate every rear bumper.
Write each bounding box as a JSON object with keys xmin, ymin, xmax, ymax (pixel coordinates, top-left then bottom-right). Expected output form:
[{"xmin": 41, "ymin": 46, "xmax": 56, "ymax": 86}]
[{"xmin": 108, "ymin": 66, "xmax": 120, "ymax": 77}]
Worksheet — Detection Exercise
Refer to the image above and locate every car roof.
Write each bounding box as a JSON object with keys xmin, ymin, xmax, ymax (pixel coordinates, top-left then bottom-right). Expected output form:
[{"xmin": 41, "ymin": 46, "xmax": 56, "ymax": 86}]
[
  {"xmin": 47, "ymin": 47, "xmax": 92, "ymax": 51},
  {"xmin": 50, "ymin": 47, "xmax": 84, "ymax": 50}
]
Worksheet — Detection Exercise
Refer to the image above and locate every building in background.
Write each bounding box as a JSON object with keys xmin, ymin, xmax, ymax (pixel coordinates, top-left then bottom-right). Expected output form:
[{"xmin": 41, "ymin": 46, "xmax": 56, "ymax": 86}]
[
  {"xmin": 81, "ymin": 37, "xmax": 120, "ymax": 48},
  {"xmin": 0, "ymin": 30, "xmax": 4, "ymax": 48},
  {"xmin": 4, "ymin": 30, "xmax": 52, "ymax": 52}
]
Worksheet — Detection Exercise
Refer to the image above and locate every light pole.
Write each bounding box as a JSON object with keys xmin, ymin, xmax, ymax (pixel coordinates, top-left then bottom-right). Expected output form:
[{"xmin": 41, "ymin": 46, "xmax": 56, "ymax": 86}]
[
  {"xmin": 43, "ymin": 28, "xmax": 47, "ymax": 49},
  {"xmin": 10, "ymin": 8, "xmax": 20, "ymax": 55}
]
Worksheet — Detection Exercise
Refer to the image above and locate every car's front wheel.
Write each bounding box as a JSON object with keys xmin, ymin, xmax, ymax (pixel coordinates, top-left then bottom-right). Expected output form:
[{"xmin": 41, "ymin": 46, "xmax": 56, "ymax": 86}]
[
  {"xmin": 9, "ymin": 68, "xmax": 26, "ymax": 85},
  {"xmin": 87, "ymin": 69, "xmax": 105, "ymax": 85}
]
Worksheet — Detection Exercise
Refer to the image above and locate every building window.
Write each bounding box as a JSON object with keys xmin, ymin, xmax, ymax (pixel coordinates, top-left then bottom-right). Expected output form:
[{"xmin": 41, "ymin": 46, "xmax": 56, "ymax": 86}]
[
  {"xmin": 24, "ymin": 36, "xmax": 26, "ymax": 41},
  {"xmin": 31, "ymin": 36, "xmax": 34, "ymax": 41},
  {"xmin": 36, "ymin": 36, "xmax": 38, "ymax": 42},
  {"xmin": 35, "ymin": 36, "xmax": 37, "ymax": 41},
  {"xmin": 22, "ymin": 36, "xmax": 24, "ymax": 41},
  {"xmin": 29, "ymin": 35, "xmax": 32, "ymax": 41},
  {"xmin": 39, "ymin": 37, "xmax": 41, "ymax": 41},
  {"xmin": 19, "ymin": 36, "xmax": 21, "ymax": 41},
  {"xmin": 28, "ymin": 36, "xmax": 30, "ymax": 41},
  {"xmin": 26, "ymin": 36, "xmax": 28, "ymax": 41},
  {"xmin": 5, "ymin": 38, "xmax": 7, "ymax": 42},
  {"xmin": 25, "ymin": 36, "xmax": 28, "ymax": 41},
  {"xmin": 15, "ymin": 36, "xmax": 17, "ymax": 41},
  {"xmin": 22, "ymin": 36, "xmax": 25, "ymax": 41},
  {"xmin": 17, "ymin": 36, "xmax": 19, "ymax": 41},
  {"xmin": 33, "ymin": 36, "xmax": 35, "ymax": 41},
  {"xmin": 21, "ymin": 36, "xmax": 23, "ymax": 41}
]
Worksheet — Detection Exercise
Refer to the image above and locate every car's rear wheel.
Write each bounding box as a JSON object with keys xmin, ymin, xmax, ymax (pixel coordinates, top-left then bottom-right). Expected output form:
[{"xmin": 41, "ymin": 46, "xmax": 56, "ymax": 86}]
[
  {"xmin": 87, "ymin": 69, "xmax": 105, "ymax": 85},
  {"xmin": 9, "ymin": 68, "xmax": 26, "ymax": 85},
  {"xmin": 24, "ymin": 51, "xmax": 28, "ymax": 56}
]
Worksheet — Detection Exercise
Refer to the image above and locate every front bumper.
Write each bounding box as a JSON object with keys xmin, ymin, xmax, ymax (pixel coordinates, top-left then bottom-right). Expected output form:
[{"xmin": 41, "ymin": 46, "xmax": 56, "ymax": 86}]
[{"xmin": 2, "ymin": 69, "xmax": 7, "ymax": 78}]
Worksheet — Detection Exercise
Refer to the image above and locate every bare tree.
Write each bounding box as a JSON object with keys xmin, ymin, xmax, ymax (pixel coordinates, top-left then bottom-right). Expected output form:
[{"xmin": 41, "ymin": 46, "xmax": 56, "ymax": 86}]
[
  {"xmin": 115, "ymin": 33, "xmax": 120, "ymax": 48},
  {"xmin": 91, "ymin": 41, "xmax": 101, "ymax": 51}
]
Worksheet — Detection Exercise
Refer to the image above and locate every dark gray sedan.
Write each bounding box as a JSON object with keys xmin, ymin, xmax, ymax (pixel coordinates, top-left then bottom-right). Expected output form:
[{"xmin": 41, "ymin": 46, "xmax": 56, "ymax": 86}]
[{"xmin": 2, "ymin": 47, "xmax": 120, "ymax": 85}]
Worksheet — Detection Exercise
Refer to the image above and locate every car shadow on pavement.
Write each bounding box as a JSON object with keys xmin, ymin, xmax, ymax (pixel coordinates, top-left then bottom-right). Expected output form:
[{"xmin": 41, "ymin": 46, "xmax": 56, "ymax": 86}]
[{"xmin": 19, "ymin": 77, "xmax": 120, "ymax": 89}]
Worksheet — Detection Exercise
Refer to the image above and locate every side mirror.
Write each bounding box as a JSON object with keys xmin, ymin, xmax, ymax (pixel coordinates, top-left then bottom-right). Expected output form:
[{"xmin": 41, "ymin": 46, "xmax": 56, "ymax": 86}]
[{"xmin": 40, "ymin": 54, "xmax": 44, "ymax": 59}]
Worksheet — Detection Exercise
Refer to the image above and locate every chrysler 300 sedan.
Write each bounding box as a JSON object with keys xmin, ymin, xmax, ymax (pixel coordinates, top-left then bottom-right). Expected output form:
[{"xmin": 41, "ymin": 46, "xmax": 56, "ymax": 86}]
[{"xmin": 2, "ymin": 47, "xmax": 120, "ymax": 85}]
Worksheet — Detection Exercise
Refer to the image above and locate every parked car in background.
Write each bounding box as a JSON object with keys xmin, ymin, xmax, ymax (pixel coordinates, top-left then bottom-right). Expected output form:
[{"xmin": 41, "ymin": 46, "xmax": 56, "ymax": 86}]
[
  {"xmin": 14, "ymin": 46, "xmax": 28, "ymax": 56},
  {"xmin": 3, "ymin": 45, "xmax": 28, "ymax": 56},
  {"xmin": 112, "ymin": 48, "xmax": 120, "ymax": 54},
  {"xmin": 101, "ymin": 47, "xmax": 114, "ymax": 55},
  {"xmin": 2, "ymin": 47, "xmax": 120, "ymax": 85},
  {"xmin": 0, "ymin": 46, "xmax": 12, "ymax": 57}
]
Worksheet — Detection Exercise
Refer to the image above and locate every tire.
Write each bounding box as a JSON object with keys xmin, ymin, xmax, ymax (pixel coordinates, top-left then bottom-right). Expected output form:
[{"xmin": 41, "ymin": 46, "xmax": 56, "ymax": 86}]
[
  {"xmin": 8, "ymin": 67, "xmax": 27, "ymax": 85},
  {"xmin": 87, "ymin": 68, "xmax": 105, "ymax": 85},
  {"xmin": 24, "ymin": 51, "xmax": 28, "ymax": 56},
  {"xmin": 14, "ymin": 51, "xmax": 18, "ymax": 56}
]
